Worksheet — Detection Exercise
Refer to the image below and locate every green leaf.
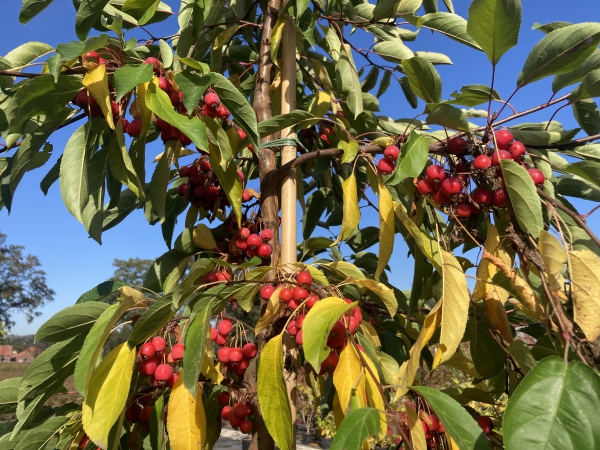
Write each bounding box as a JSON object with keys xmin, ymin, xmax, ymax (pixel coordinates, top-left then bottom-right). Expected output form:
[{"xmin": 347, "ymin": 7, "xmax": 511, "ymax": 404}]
[
  {"xmin": 148, "ymin": 141, "xmax": 174, "ymax": 223},
  {"xmin": 73, "ymin": 295, "xmax": 136, "ymax": 394},
  {"xmin": 123, "ymin": 0, "xmax": 160, "ymax": 20},
  {"xmin": 553, "ymin": 49, "xmax": 600, "ymax": 92},
  {"xmin": 448, "ymin": 84, "xmax": 501, "ymax": 106},
  {"xmin": 532, "ymin": 21, "xmax": 572, "ymax": 34},
  {"xmin": 14, "ymin": 416, "xmax": 68, "ymax": 450},
  {"xmin": 372, "ymin": 40, "xmax": 414, "ymax": 64},
  {"xmin": 467, "ymin": 0, "xmax": 521, "ymax": 65},
  {"xmin": 172, "ymin": 258, "xmax": 214, "ymax": 309},
  {"xmin": 0, "ymin": 378, "xmax": 21, "ymax": 414},
  {"xmin": 144, "ymin": 249, "xmax": 190, "ymax": 292},
  {"xmin": 76, "ymin": 280, "xmax": 127, "ymax": 303},
  {"xmin": 75, "ymin": 0, "xmax": 111, "ymax": 39},
  {"xmin": 402, "ymin": 57, "xmax": 442, "ymax": 104},
  {"xmin": 500, "ymin": 159, "xmax": 543, "ymax": 237},
  {"xmin": 19, "ymin": 0, "xmax": 55, "ymax": 24},
  {"xmin": 107, "ymin": 122, "xmax": 145, "ymax": 201},
  {"xmin": 517, "ymin": 23, "xmax": 600, "ymax": 87},
  {"xmin": 331, "ymin": 408, "xmax": 380, "ymax": 450},
  {"xmin": 303, "ymin": 188, "xmax": 328, "ymax": 239},
  {"xmin": 35, "ymin": 302, "xmax": 110, "ymax": 343},
  {"xmin": 410, "ymin": 386, "xmax": 489, "ymax": 450},
  {"xmin": 205, "ymin": 119, "xmax": 243, "ymax": 225},
  {"xmin": 505, "ymin": 339, "xmax": 536, "ymax": 374},
  {"xmin": 82, "ymin": 146, "xmax": 108, "ymax": 244},
  {"xmin": 145, "ymin": 82, "xmax": 208, "ymax": 150},
  {"xmin": 158, "ymin": 39, "xmax": 173, "ymax": 69},
  {"xmin": 555, "ymin": 175, "xmax": 600, "ymax": 202},
  {"xmin": 258, "ymin": 111, "xmax": 317, "ymax": 138},
  {"xmin": 421, "ymin": 13, "xmax": 483, "ymax": 51},
  {"xmin": 570, "ymin": 68, "xmax": 600, "ymax": 102},
  {"xmin": 183, "ymin": 304, "xmax": 212, "ymax": 396},
  {"xmin": 426, "ymin": 104, "xmax": 470, "ymax": 131},
  {"xmin": 303, "ymin": 297, "xmax": 355, "ymax": 370},
  {"xmin": 174, "ymin": 72, "xmax": 214, "ymax": 115},
  {"xmin": 55, "ymin": 35, "xmax": 110, "ymax": 61},
  {"xmin": 337, "ymin": 44, "xmax": 363, "ymax": 118},
  {"xmin": 5, "ymin": 42, "xmax": 53, "ymax": 69},
  {"xmin": 114, "ymin": 64, "xmax": 154, "ymax": 101},
  {"xmin": 19, "ymin": 336, "xmax": 82, "ymax": 402},
  {"xmin": 470, "ymin": 320, "xmax": 505, "ymax": 379},
  {"xmin": 509, "ymin": 127, "xmax": 578, "ymax": 146},
  {"xmin": 503, "ymin": 357, "xmax": 600, "ymax": 449},
  {"xmin": 128, "ymin": 294, "xmax": 174, "ymax": 347},
  {"xmin": 211, "ymin": 73, "xmax": 259, "ymax": 150},
  {"xmin": 257, "ymin": 335, "xmax": 293, "ymax": 450},
  {"xmin": 563, "ymin": 160, "xmax": 600, "ymax": 190},
  {"xmin": 387, "ymin": 131, "xmax": 429, "ymax": 185},
  {"xmin": 376, "ymin": 71, "xmax": 392, "ymax": 98},
  {"xmin": 414, "ymin": 51, "xmax": 453, "ymax": 65},
  {"xmin": 572, "ymin": 99, "xmax": 600, "ymax": 135}
]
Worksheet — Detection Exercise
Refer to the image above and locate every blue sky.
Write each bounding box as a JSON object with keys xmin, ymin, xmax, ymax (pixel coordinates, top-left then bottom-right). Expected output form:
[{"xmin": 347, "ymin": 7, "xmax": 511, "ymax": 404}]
[{"xmin": 1, "ymin": 0, "xmax": 599, "ymax": 334}]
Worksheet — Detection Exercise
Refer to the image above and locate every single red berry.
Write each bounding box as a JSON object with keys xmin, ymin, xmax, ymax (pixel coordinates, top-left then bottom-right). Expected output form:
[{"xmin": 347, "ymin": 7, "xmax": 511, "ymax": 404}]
[
  {"xmin": 476, "ymin": 416, "xmax": 494, "ymax": 434},
  {"xmin": 383, "ymin": 145, "xmax": 400, "ymax": 161},
  {"xmin": 217, "ymin": 320, "xmax": 233, "ymax": 336},
  {"xmin": 287, "ymin": 320, "xmax": 298, "ymax": 336},
  {"xmin": 151, "ymin": 337, "xmax": 166, "ymax": 353},
  {"xmin": 229, "ymin": 347, "xmax": 243, "ymax": 363},
  {"xmin": 139, "ymin": 357, "xmax": 158, "ymax": 375},
  {"xmin": 472, "ymin": 187, "xmax": 494, "ymax": 205},
  {"xmin": 320, "ymin": 351, "xmax": 339, "ymax": 374},
  {"xmin": 287, "ymin": 299, "xmax": 300, "ymax": 310},
  {"xmin": 492, "ymin": 189, "xmax": 507, "ymax": 207},
  {"xmin": 234, "ymin": 403, "xmax": 247, "ymax": 419},
  {"xmin": 296, "ymin": 330, "xmax": 303, "ymax": 345},
  {"xmin": 154, "ymin": 364, "xmax": 173, "ymax": 382},
  {"xmin": 306, "ymin": 295, "xmax": 319, "ymax": 309},
  {"xmin": 217, "ymin": 347, "xmax": 231, "ymax": 363},
  {"xmin": 145, "ymin": 57, "xmax": 161, "ymax": 72},
  {"xmin": 140, "ymin": 406, "xmax": 152, "ymax": 421},
  {"xmin": 111, "ymin": 101, "xmax": 120, "ymax": 118},
  {"xmin": 167, "ymin": 372, "xmax": 178, "ymax": 388},
  {"xmin": 218, "ymin": 392, "xmax": 231, "ymax": 406},
  {"xmin": 292, "ymin": 286, "xmax": 308, "ymax": 301},
  {"xmin": 429, "ymin": 415, "xmax": 440, "ymax": 432},
  {"xmin": 216, "ymin": 104, "xmax": 230, "ymax": 119},
  {"xmin": 492, "ymin": 150, "xmax": 512, "ymax": 166},
  {"xmin": 235, "ymin": 238, "xmax": 248, "ymax": 252},
  {"xmin": 158, "ymin": 76, "xmax": 170, "ymax": 92},
  {"xmin": 240, "ymin": 420, "xmax": 253, "ymax": 434},
  {"xmin": 296, "ymin": 270, "xmax": 312, "ymax": 286},
  {"xmin": 187, "ymin": 165, "xmax": 199, "ymax": 178},
  {"xmin": 140, "ymin": 343, "xmax": 156, "ymax": 359},
  {"xmin": 528, "ymin": 168, "xmax": 545, "ymax": 185},
  {"xmin": 177, "ymin": 184, "xmax": 189, "ymax": 196},
  {"xmin": 417, "ymin": 179, "xmax": 436, "ymax": 195},
  {"xmin": 204, "ymin": 92, "xmax": 221, "ymax": 108},
  {"xmin": 247, "ymin": 234, "xmax": 262, "ymax": 249},
  {"xmin": 432, "ymin": 189, "xmax": 451, "ymax": 205},
  {"xmin": 494, "ymin": 129, "xmax": 514, "ymax": 150},
  {"xmin": 426, "ymin": 165, "xmax": 446, "ymax": 183},
  {"xmin": 456, "ymin": 203, "xmax": 473, "ymax": 218},
  {"xmin": 279, "ymin": 287, "xmax": 293, "ymax": 303},
  {"xmin": 221, "ymin": 405, "xmax": 233, "ymax": 420},
  {"xmin": 204, "ymin": 271, "xmax": 218, "ymax": 283},
  {"xmin": 199, "ymin": 159, "xmax": 211, "ymax": 172},
  {"xmin": 201, "ymin": 104, "xmax": 216, "ymax": 117},
  {"xmin": 171, "ymin": 343, "xmax": 184, "ymax": 360},
  {"xmin": 440, "ymin": 177, "xmax": 462, "ymax": 196},
  {"xmin": 238, "ymin": 129, "xmax": 247, "ymax": 140},
  {"xmin": 258, "ymin": 243, "xmax": 272, "ymax": 258},
  {"xmin": 509, "ymin": 140, "xmax": 526, "ymax": 161},
  {"xmin": 240, "ymin": 228, "xmax": 251, "ymax": 239},
  {"xmin": 242, "ymin": 190, "xmax": 251, "ymax": 202},
  {"xmin": 260, "ymin": 285, "xmax": 275, "ymax": 300},
  {"xmin": 473, "ymin": 155, "xmax": 492, "ymax": 170},
  {"xmin": 80, "ymin": 435, "xmax": 90, "ymax": 449},
  {"xmin": 422, "ymin": 420, "xmax": 429, "ymax": 433},
  {"xmin": 242, "ymin": 342, "xmax": 258, "ymax": 359},
  {"xmin": 215, "ymin": 333, "xmax": 227, "ymax": 346},
  {"xmin": 229, "ymin": 414, "xmax": 242, "ymax": 428},
  {"xmin": 126, "ymin": 119, "xmax": 143, "ymax": 138},
  {"xmin": 348, "ymin": 316, "xmax": 360, "ymax": 333},
  {"xmin": 260, "ymin": 229, "xmax": 273, "ymax": 241},
  {"xmin": 296, "ymin": 314, "xmax": 306, "ymax": 329},
  {"xmin": 377, "ymin": 158, "xmax": 395, "ymax": 175},
  {"xmin": 84, "ymin": 51, "xmax": 100, "ymax": 64},
  {"xmin": 448, "ymin": 136, "xmax": 468, "ymax": 155}
]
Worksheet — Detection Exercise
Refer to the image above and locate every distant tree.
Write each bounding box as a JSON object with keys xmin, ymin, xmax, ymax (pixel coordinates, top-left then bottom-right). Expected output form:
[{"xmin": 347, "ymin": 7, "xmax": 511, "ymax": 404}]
[
  {"xmin": 110, "ymin": 258, "xmax": 153, "ymax": 286},
  {"xmin": 0, "ymin": 232, "xmax": 54, "ymax": 328}
]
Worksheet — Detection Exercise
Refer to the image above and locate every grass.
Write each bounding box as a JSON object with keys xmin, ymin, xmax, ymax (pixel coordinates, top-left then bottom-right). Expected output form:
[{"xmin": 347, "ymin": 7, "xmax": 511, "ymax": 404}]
[{"xmin": 0, "ymin": 363, "xmax": 81, "ymax": 421}]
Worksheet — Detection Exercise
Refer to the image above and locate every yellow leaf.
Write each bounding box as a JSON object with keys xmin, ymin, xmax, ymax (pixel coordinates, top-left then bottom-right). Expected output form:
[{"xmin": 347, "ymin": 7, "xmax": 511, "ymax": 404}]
[
  {"xmin": 333, "ymin": 393, "xmax": 343, "ymax": 429},
  {"xmin": 309, "ymin": 58, "xmax": 336, "ymax": 101},
  {"xmin": 483, "ymin": 251, "xmax": 546, "ymax": 320},
  {"xmin": 119, "ymin": 286, "xmax": 145, "ymax": 303},
  {"xmin": 270, "ymin": 15, "xmax": 286, "ymax": 67},
  {"xmin": 569, "ymin": 249, "xmax": 600, "ymax": 341},
  {"xmin": 333, "ymin": 173, "xmax": 360, "ymax": 245},
  {"xmin": 375, "ymin": 180, "xmax": 394, "ymax": 281},
  {"xmin": 309, "ymin": 90, "xmax": 332, "ymax": 121},
  {"xmin": 257, "ymin": 335, "xmax": 293, "ymax": 450},
  {"xmin": 435, "ymin": 250, "xmax": 470, "ymax": 366},
  {"xmin": 83, "ymin": 65, "xmax": 114, "ymax": 129},
  {"xmin": 362, "ymin": 351, "xmax": 387, "ymax": 437},
  {"xmin": 394, "ymin": 301, "xmax": 442, "ymax": 400},
  {"xmin": 167, "ymin": 374, "xmax": 206, "ymax": 450},
  {"xmin": 333, "ymin": 345, "xmax": 366, "ymax": 414},
  {"xmin": 213, "ymin": 26, "xmax": 242, "ymax": 50},
  {"xmin": 406, "ymin": 404, "xmax": 427, "ymax": 450},
  {"xmin": 371, "ymin": 136, "xmax": 395, "ymax": 147},
  {"xmin": 82, "ymin": 343, "xmax": 136, "ymax": 449},
  {"xmin": 301, "ymin": 264, "xmax": 329, "ymax": 286},
  {"xmin": 345, "ymin": 277, "xmax": 397, "ymax": 317},
  {"xmin": 393, "ymin": 201, "xmax": 442, "ymax": 271},
  {"xmin": 193, "ymin": 223, "xmax": 217, "ymax": 250},
  {"xmin": 136, "ymin": 81, "xmax": 152, "ymax": 136},
  {"xmin": 255, "ymin": 286, "xmax": 284, "ymax": 335},
  {"xmin": 360, "ymin": 321, "xmax": 381, "ymax": 347},
  {"xmin": 539, "ymin": 230, "xmax": 567, "ymax": 293}
]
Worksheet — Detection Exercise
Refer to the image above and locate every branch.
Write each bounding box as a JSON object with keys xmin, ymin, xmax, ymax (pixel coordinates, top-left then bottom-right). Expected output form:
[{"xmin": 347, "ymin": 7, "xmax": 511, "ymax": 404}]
[{"xmin": 537, "ymin": 188, "xmax": 600, "ymax": 248}]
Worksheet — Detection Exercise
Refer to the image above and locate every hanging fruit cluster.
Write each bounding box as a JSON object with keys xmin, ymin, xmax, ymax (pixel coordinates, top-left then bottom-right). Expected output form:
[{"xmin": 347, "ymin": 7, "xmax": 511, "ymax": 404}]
[
  {"xmin": 218, "ymin": 391, "xmax": 254, "ymax": 433},
  {"xmin": 410, "ymin": 129, "xmax": 544, "ymax": 218},
  {"xmin": 212, "ymin": 318, "xmax": 258, "ymax": 377}
]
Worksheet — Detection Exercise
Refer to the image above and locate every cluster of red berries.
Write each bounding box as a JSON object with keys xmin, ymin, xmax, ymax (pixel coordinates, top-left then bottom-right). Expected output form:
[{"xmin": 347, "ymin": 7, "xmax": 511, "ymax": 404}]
[
  {"xmin": 259, "ymin": 270, "xmax": 315, "ymax": 311},
  {"xmin": 136, "ymin": 336, "xmax": 181, "ymax": 388},
  {"xmin": 211, "ymin": 318, "xmax": 258, "ymax": 377},
  {"xmin": 231, "ymin": 227, "xmax": 274, "ymax": 260},
  {"xmin": 419, "ymin": 414, "xmax": 446, "ymax": 448},
  {"xmin": 377, "ymin": 145, "xmax": 401, "ymax": 175},
  {"xmin": 415, "ymin": 129, "xmax": 545, "ymax": 218},
  {"xmin": 218, "ymin": 392, "xmax": 253, "ymax": 433}
]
